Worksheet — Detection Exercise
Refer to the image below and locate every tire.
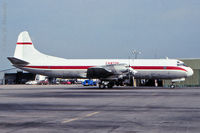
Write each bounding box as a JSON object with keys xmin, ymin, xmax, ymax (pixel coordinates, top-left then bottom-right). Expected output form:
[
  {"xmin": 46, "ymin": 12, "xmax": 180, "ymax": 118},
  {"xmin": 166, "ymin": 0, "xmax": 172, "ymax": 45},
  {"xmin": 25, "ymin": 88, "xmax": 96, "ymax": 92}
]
[
  {"xmin": 170, "ymin": 85, "xmax": 175, "ymax": 88},
  {"xmin": 99, "ymin": 84, "xmax": 105, "ymax": 89},
  {"xmin": 107, "ymin": 82, "xmax": 114, "ymax": 88},
  {"xmin": 107, "ymin": 84, "xmax": 113, "ymax": 88}
]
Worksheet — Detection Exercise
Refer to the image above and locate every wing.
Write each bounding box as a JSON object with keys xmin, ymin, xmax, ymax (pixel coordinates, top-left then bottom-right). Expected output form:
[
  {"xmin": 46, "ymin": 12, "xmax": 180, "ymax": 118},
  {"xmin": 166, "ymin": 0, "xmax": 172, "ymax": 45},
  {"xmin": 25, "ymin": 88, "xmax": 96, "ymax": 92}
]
[
  {"xmin": 87, "ymin": 64, "xmax": 137, "ymax": 79},
  {"xmin": 87, "ymin": 67, "xmax": 113, "ymax": 78}
]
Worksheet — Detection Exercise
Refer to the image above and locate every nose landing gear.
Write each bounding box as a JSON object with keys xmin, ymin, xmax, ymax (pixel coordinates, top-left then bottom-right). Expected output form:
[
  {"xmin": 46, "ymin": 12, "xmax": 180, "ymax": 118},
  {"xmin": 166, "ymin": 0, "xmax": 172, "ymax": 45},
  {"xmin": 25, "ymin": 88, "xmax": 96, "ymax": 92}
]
[{"xmin": 170, "ymin": 82, "xmax": 175, "ymax": 88}]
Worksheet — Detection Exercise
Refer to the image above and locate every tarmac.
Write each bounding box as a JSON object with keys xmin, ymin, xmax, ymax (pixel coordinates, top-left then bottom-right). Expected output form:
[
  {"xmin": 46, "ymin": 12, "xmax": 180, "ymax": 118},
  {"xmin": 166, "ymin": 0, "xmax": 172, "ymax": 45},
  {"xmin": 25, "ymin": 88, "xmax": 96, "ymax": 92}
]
[{"xmin": 0, "ymin": 85, "xmax": 200, "ymax": 133}]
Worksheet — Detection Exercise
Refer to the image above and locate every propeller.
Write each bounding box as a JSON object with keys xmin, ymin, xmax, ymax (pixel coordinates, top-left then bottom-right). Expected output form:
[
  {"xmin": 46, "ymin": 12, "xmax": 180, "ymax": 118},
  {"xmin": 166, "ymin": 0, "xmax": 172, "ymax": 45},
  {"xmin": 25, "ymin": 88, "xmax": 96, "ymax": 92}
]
[{"xmin": 128, "ymin": 56, "xmax": 137, "ymax": 86}]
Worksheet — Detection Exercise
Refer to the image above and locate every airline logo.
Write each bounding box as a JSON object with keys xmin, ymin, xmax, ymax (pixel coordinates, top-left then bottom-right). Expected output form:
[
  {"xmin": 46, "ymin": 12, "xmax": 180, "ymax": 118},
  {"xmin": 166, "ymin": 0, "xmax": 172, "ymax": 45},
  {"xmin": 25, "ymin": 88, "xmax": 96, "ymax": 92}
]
[{"xmin": 106, "ymin": 62, "xmax": 119, "ymax": 65}]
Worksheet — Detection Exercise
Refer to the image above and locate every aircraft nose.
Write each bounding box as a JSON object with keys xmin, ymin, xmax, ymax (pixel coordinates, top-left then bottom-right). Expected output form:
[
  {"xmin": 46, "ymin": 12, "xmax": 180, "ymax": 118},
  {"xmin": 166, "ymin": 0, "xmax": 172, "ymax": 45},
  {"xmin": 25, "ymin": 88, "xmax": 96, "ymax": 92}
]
[{"xmin": 187, "ymin": 67, "xmax": 194, "ymax": 77}]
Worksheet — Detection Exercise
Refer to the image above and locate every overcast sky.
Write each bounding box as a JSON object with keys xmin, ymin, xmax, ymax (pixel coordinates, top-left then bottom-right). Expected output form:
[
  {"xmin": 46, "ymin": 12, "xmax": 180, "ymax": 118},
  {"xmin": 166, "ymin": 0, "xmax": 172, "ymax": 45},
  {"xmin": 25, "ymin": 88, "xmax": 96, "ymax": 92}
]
[{"xmin": 0, "ymin": 0, "xmax": 200, "ymax": 70}]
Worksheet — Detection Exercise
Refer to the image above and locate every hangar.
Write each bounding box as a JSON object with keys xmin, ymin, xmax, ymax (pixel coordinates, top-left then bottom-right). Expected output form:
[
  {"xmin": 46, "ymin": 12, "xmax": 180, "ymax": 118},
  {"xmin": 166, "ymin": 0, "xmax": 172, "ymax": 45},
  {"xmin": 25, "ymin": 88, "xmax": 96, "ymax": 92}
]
[{"xmin": 0, "ymin": 69, "xmax": 35, "ymax": 85}]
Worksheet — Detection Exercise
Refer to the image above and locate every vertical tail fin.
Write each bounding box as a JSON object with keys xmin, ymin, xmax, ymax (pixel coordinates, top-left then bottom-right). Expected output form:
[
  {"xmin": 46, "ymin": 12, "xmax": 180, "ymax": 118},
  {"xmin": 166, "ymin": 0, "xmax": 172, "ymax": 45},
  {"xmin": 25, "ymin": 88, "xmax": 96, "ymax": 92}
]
[
  {"xmin": 10, "ymin": 31, "xmax": 66, "ymax": 66},
  {"xmin": 14, "ymin": 31, "xmax": 34, "ymax": 60},
  {"xmin": 13, "ymin": 31, "xmax": 45, "ymax": 62}
]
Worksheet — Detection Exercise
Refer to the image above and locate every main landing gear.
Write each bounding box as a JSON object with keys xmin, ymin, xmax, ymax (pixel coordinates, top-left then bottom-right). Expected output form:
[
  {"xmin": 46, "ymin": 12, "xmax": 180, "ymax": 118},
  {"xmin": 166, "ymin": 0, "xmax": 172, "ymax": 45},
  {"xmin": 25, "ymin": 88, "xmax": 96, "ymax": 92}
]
[{"xmin": 98, "ymin": 81, "xmax": 114, "ymax": 89}]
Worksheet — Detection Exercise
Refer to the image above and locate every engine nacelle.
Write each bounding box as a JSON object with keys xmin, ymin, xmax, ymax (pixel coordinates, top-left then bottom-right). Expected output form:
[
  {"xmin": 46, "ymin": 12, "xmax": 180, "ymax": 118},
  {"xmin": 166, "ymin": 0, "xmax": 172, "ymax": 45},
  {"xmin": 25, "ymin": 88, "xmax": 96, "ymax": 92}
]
[{"xmin": 87, "ymin": 63, "xmax": 137, "ymax": 79}]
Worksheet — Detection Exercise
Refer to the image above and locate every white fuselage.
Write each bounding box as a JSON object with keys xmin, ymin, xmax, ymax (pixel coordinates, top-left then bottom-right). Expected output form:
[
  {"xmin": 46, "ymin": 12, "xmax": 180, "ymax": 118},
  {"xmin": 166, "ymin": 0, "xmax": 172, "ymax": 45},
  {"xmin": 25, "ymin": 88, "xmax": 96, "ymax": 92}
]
[{"xmin": 18, "ymin": 58, "xmax": 193, "ymax": 79}]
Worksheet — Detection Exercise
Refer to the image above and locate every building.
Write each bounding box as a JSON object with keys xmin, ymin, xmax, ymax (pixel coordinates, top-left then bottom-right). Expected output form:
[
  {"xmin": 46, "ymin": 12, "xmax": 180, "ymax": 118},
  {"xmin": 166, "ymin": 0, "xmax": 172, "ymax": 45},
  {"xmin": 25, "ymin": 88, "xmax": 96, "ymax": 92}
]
[
  {"xmin": 0, "ymin": 68, "xmax": 17, "ymax": 84},
  {"xmin": 0, "ymin": 68, "xmax": 35, "ymax": 85}
]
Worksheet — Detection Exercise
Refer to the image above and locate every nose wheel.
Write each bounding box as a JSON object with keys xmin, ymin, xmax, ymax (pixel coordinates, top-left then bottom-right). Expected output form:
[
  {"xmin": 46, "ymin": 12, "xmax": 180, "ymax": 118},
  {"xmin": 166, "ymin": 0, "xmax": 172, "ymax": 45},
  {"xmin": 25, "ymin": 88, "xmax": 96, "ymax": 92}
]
[{"xmin": 170, "ymin": 82, "xmax": 175, "ymax": 88}]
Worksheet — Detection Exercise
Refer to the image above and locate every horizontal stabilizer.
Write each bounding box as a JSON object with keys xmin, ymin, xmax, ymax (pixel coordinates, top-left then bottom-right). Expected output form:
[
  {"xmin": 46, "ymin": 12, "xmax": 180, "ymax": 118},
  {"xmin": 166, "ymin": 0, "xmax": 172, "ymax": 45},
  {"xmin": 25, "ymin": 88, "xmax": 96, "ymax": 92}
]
[{"xmin": 7, "ymin": 57, "xmax": 29, "ymax": 67}]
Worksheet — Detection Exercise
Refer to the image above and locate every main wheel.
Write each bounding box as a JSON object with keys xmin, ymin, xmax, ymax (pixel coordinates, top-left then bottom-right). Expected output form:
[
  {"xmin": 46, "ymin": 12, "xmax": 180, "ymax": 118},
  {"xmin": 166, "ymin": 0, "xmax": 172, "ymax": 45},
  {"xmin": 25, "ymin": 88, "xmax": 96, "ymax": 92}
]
[
  {"xmin": 99, "ymin": 84, "xmax": 105, "ymax": 89},
  {"xmin": 107, "ymin": 82, "xmax": 114, "ymax": 88},
  {"xmin": 107, "ymin": 84, "xmax": 113, "ymax": 88}
]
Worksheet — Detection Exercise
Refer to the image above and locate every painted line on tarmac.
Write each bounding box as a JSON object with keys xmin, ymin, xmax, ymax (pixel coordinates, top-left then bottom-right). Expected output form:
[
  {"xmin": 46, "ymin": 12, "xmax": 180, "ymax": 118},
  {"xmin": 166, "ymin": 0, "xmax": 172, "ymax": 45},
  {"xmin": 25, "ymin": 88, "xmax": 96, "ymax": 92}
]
[
  {"xmin": 62, "ymin": 112, "xmax": 100, "ymax": 123},
  {"xmin": 62, "ymin": 118, "xmax": 80, "ymax": 123},
  {"xmin": 86, "ymin": 112, "xmax": 99, "ymax": 117}
]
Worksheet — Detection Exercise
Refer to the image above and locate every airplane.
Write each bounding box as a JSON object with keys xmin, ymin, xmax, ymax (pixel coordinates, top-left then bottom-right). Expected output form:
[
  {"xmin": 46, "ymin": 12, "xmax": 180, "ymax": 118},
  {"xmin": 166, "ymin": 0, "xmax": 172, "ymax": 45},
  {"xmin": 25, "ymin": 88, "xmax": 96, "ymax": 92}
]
[{"xmin": 8, "ymin": 31, "xmax": 193, "ymax": 88}]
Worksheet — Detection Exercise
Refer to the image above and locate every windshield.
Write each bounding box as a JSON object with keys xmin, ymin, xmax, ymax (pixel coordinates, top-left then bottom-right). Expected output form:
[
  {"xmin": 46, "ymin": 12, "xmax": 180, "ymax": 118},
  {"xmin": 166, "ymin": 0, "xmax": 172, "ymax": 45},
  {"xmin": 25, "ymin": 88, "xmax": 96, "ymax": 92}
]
[{"xmin": 177, "ymin": 61, "xmax": 188, "ymax": 67}]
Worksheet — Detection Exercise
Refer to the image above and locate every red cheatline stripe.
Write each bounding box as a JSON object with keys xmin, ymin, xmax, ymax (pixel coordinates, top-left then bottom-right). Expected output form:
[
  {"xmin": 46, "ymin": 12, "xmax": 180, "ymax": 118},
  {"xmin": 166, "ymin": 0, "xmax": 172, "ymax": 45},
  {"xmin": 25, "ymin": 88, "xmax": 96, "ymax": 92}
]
[
  {"xmin": 24, "ymin": 66, "xmax": 187, "ymax": 72},
  {"xmin": 24, "ymin": 66, "xmax": 93, "ymax": 69},
  {"xmin": 132, "ymin": 66, "xmax": 187, "ymax": 72},
  {"xmin": 16, "ymin": 42, "xmax": 32, "ymax": 45},
  {"xmin": 133, "ymin": 66, "xmax": 164, "ymax": 70}
]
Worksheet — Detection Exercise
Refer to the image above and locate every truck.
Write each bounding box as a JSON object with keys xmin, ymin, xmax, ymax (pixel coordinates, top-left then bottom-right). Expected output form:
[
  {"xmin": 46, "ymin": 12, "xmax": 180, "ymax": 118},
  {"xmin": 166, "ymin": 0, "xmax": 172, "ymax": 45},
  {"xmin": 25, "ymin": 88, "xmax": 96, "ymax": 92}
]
[{"xmin": 25, "ymin": 74, "xmax": 48, "ymax": 85}]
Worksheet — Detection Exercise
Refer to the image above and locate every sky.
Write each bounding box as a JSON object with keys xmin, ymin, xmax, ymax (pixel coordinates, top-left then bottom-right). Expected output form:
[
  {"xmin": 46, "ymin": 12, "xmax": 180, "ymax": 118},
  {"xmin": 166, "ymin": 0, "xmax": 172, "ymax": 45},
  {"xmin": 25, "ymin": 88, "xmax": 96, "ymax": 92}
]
[{"xmin": 0, "ymin": 0, "xmax": 200, "ymax": 70}]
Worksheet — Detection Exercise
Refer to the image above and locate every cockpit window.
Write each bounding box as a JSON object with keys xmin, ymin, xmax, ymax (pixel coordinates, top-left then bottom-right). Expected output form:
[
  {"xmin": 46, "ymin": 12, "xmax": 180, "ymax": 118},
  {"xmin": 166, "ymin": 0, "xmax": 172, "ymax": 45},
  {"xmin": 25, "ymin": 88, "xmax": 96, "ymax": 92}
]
[
  {"xmin": 183, "ymin": 63, "xmax": 188, "ymax": 67},
  {"xmin": 177, "ymin": 62, "xmax": 188, "ymax": 67}
]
